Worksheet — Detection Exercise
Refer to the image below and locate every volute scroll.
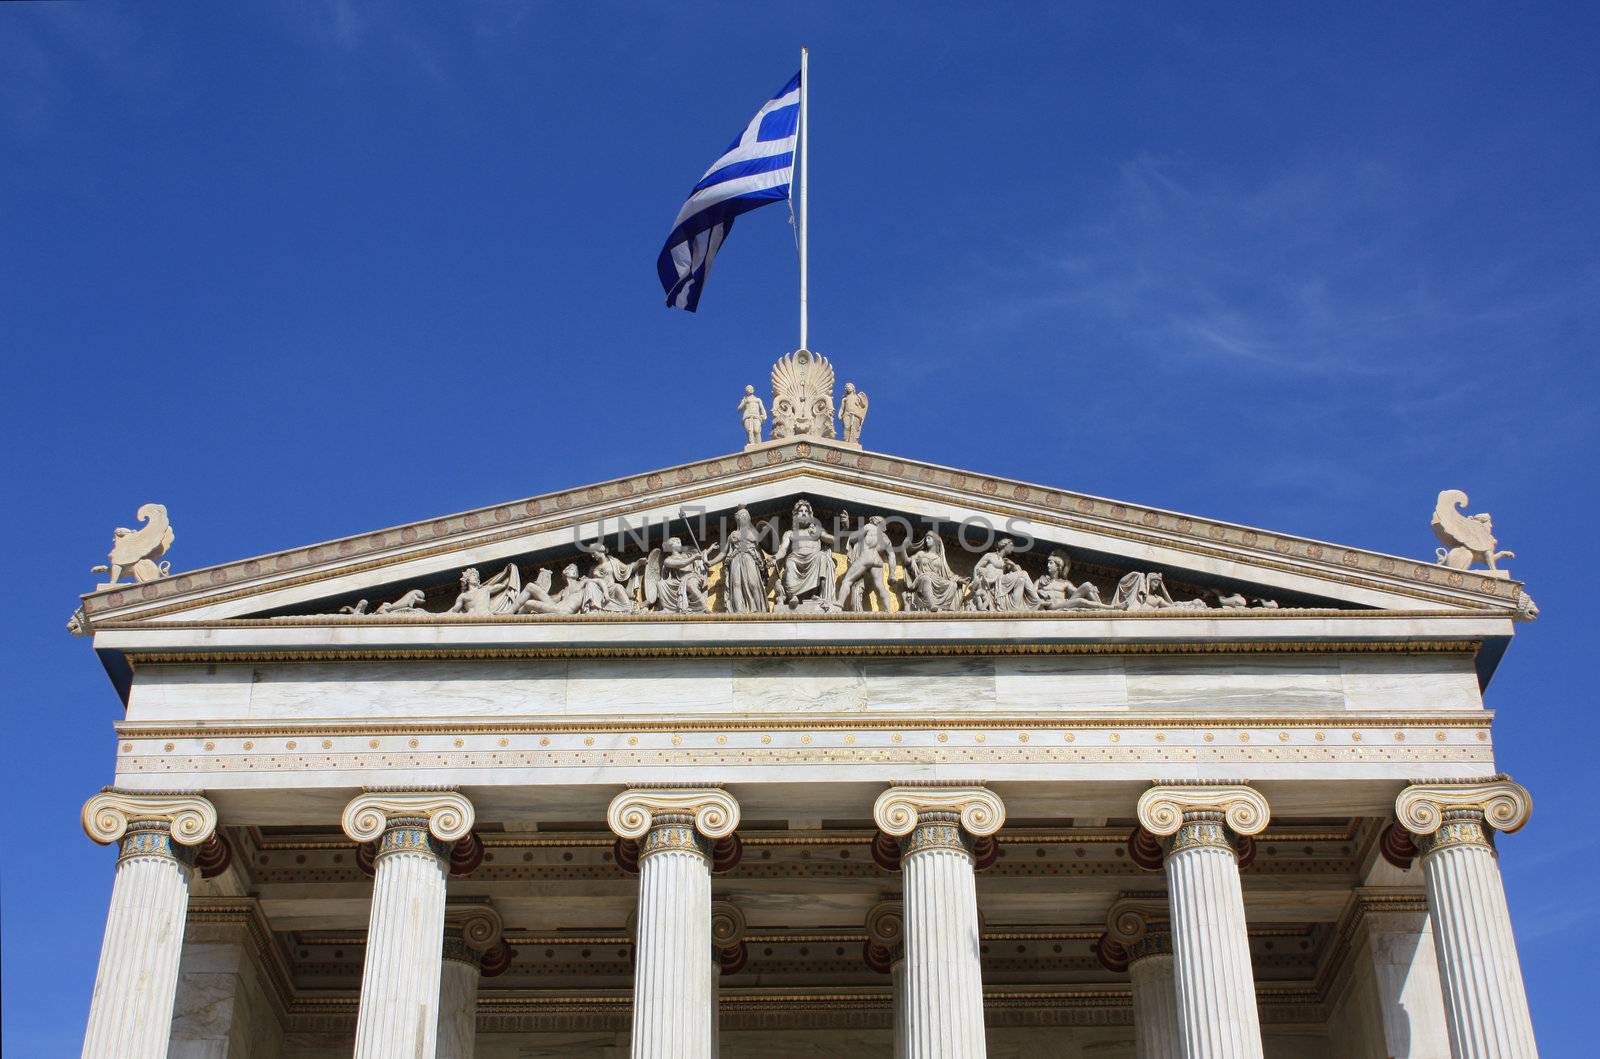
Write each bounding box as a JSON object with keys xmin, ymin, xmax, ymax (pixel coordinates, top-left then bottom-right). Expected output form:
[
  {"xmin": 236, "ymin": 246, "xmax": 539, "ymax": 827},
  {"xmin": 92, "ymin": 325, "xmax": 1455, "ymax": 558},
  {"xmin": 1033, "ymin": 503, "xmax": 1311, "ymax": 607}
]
[
  {"xmin": 606, "ymin": 788, "xmax": 741, "ymax": 840},
  {"xmin": 1135, "ymin": 784, "xmax": 1270, "ymax": 837},
  {"xmin": 340, "ymin": 791, "xmax": 475, "ymax": 844},
  {"xmin": 81, "ymin": 791, "xmax": 218, "ymax": 846},
  {"xmin": 872, "ymin": 786, "xmax": 1006, "ymax": 838},
  {"xmin": 1395, "ymin": 779, "xmax": 1531, "ymax": 836}
]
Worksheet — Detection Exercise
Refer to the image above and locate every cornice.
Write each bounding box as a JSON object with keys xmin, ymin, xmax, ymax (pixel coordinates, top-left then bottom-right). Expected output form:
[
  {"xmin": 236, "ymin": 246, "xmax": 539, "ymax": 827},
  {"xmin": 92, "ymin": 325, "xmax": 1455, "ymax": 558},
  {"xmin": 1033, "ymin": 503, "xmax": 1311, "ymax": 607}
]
[
  {"xmin": 114, "ymin": 712, "xmax": 1492, "ymax": 740},
  {"xmin": 79, "ymin": 444, "xmax": 1525, "ymax": 626},
  {"xmin": 116, "ymin": 638, "xmax": 1484, "ymax": 668}
]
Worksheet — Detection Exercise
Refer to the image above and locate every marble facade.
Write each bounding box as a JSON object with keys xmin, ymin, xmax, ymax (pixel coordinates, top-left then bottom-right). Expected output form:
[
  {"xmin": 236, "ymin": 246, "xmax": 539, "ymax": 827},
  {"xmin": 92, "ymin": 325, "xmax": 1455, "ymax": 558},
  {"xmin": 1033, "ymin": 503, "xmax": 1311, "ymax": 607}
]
[{"xmin": 68, "ymin": 437, "xmax": 1540, "ymax": 1057}]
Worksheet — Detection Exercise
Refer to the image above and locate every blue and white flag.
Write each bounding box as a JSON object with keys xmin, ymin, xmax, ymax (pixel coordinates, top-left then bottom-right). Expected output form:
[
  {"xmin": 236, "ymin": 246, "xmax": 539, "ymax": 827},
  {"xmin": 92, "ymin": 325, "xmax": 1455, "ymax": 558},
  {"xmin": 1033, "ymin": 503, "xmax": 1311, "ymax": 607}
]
[{"xmin": 658, "ymin": 71, "xmax": 801, "ymax": 312}]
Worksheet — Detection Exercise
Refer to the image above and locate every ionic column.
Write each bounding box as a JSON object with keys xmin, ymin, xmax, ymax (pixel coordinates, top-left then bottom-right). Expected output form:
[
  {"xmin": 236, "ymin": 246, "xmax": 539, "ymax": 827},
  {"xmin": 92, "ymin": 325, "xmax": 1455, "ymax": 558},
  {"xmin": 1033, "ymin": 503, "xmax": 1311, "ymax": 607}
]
[
  {"xmin": 1396, "ymin": 780, "xmax": 1537, "ymax": 1058},
  {"xmin": 710, "ymin": 901, "xmax": 748, "ymax": 1056},
  {"xmin": 873, "ymin": 786, "xmax": 1005, "ymax": 1059},
  {"xmin": 609, "ymin": 788, "xmax": 741, "ymax": 1059},
  {"xmin": 80, "ymin": 791, "xmax": 218, "ymax": 1059},
  {"xmin": 1137, "ymin": 784, "xmax": 1270, "ymax": 1059},
  {"xmin": 865, "ymin": 900, "xmax": 909, "ymax": 1059},
  {"xmin": 342, "ymin": 790, "xmax": 476, "ymax": 1059},
  {"xmin": 1101, "ymin": 896, "xmax": 1181, "ymax": 1059},
  {"xmin": 437, "ymin": 903, "xmax": 506, "ymax": 1059}
]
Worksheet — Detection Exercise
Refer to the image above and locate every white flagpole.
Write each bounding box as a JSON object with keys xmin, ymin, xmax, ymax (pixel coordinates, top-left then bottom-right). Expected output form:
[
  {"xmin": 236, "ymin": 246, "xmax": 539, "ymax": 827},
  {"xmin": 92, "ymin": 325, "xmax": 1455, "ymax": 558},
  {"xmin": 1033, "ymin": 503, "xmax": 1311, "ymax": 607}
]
[{"xmin": 798, "ymin": 46, "xmax": 809, "ymax": 351}]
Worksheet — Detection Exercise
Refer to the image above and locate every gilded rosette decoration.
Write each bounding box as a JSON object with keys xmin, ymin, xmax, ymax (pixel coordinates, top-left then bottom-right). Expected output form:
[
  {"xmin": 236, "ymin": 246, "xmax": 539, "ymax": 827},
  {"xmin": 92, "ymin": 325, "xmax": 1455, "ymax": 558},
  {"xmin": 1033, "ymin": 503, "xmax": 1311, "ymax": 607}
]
[
  {"xmin": 81, "ymin": 791, "xmax": 217, "ymax": 846},
  {"xmin": 606, "ymin": 787, "xmax": 741, "ymax": 841},
  {"xmin": 1136, "ymin": 784, "xmax": 1270, "ymax": 837},
  {"xmin": 340, "ymin": 791, "xmax": 475, "ymax": 844},
  {"xmin": 871, "ymin": 786, "xmax": 1006, "ymax": 838},
  {"xmin": 1395, "ymin": 778, "xmax": 1531, "ymax": 836}
]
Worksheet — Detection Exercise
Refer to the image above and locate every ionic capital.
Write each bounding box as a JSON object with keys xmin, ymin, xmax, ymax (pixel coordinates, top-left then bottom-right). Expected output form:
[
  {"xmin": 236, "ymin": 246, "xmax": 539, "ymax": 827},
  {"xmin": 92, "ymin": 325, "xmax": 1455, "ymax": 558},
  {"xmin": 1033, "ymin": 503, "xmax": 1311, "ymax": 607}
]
[
  {"xmin": 1105, "ymin": 893, "xmax": 1169, "ymax": 947},
  {"xmin": 606, "ymin": 787, "xmax": 740, "ymax": 840},
  {"xmin": 1395, "ymin": 779, "xmax": 1531, "ymax": 837},
  {"xmin": 445, "ymin": 902, "xmax": 505, "ymax": 952},
  {"xmin": 82, "ymin": 790, "xmax": 217, "ymax": 846},
  {"xmin": 1136, "ymin": 784, "xmax": 1270, "ymax": 838},
  {"xmin": 340, "ymin": 790, "xmax": 475, "ymax": 844},
  {"xmin": 711, "ymin": 901, "xmax": 747, "ymax": 950},
  {"xmin": 865, "ymin": 899, "xmax": 905, "ymax": 950},
  {"xmin": 872, "ymin": 786, "xmax": 1006, "ymax": 838}
]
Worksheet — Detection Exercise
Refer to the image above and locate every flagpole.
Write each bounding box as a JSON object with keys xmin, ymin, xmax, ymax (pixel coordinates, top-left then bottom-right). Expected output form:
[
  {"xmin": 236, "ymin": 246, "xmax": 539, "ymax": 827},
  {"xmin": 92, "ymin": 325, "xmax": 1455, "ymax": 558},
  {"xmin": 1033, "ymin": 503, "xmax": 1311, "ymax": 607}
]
[{"xmin": 798, "ymin": 46, "xmax": 809, "ymax": 351}]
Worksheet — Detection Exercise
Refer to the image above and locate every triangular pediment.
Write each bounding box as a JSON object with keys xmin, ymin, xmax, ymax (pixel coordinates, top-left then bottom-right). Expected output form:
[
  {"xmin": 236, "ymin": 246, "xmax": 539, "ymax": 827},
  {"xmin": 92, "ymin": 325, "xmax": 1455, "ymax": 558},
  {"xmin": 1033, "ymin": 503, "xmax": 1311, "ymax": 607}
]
[{"xmin": 77, "ymin": 439, "xmax": 1528, "ymax": 631}]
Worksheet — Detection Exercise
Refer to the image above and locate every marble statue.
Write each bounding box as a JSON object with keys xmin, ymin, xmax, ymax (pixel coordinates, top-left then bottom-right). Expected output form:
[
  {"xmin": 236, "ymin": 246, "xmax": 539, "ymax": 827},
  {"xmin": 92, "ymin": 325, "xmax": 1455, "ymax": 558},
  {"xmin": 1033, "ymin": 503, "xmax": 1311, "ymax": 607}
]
[
  {"xmin": 644, "ymin": 537, "xmax": 712, "ymax": 614},
  {"xmin": 772, "ymin": 498, "xmax": 840, "ymax": 611},
  {"xmin": 837, "ymin": 383, "xmax": 869, "ymax": 445},
  {"xmin": 717, "ymin": 507, "xmax": 772, "ymax": 613},
  {"xmin": 506, "ymin": 566, "xmax": 605, "ymax": 615},
  {"xmin": 837, "ymin": 514, "xmax": 895, "ymax": 612},
  {"xmin": 1431, "ymin": 489, "xmax": 1515, "ymax": 575},
  {"xmin": 769, "ymin": 349, "xmax": 836, "ymax": 440},
  {"xmin": 1035, "ymin": 551, "xmax": 1107, "ymax": 610},
  {"xmin": 1110, "ymin": 570, "xmax": 1208, "ymax": 611},
  {"xmin": 968, "ymin": 539, "xmax": 1039, "ymax": 612},
  {"xmin": 737, "ymin": 385, "xmax": 768, "ymax": 446},
  {"xmin": 374, "ymin": 589, "xmax": 429, "ymax": 615},
  {"xmin": 578, "ymin": 541, "xmax": 645, "ymax": 612},
  {"xmin": 91, "ymin": 503, "xmax": 174, "ymax": 586},
  {"xmin": 447, "ymin": 565, "xmax": 521, "ymax": 616},
  {"xmin": 900, "ymin": 533, "xmax": 966, "ymax": 612}
]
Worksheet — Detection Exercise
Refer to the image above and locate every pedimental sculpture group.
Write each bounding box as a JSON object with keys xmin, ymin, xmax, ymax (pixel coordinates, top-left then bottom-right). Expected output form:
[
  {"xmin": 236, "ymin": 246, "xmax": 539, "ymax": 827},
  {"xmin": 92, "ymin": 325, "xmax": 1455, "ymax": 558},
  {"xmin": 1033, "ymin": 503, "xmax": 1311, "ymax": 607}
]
[{"xmin": 67, "ymin": 347, "xmax": 1542, "ymax": 1058}]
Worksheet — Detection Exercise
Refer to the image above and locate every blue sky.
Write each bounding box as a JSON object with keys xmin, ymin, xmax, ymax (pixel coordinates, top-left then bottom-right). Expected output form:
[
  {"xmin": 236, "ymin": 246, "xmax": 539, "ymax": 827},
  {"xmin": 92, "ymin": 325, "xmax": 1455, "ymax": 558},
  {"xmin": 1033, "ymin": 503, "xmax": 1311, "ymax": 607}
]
[{"xmin": 3, "ymin": 2, "xmax": 1596, "ymax": 1052}]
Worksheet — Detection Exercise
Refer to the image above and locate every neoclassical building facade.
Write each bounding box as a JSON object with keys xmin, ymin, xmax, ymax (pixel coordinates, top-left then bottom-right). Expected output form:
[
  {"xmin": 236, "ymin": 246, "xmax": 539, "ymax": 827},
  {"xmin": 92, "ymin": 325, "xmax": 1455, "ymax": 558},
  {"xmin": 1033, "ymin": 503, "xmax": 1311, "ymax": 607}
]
[{"xmin": 69, "ymin": 374, "xmax": 1540, "ymax": 1057}]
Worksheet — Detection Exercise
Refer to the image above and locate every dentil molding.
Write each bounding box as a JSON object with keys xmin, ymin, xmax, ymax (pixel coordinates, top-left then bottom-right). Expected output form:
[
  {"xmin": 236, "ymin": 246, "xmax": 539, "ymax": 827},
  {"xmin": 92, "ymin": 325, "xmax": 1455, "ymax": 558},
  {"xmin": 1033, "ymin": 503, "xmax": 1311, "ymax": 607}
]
[
  {"xmin": 82, "ymin": 790, "xmax": 217, "ymax": 845},
  {"xmin": 339, "ymin": 790, "xmax": 475, "ymax": 843},
  {"xmin": 1136, "ymin": 784, "xmax": 1270, "ymax": 837},
  {"xmin": 1395, "ymin": 778, "xmax": 1531, "ymax": 835},
  {"xmin": 606, "ymin": 787, "xmax": 741, "ymax": 840},
  {"xmin": 872, "ymin": 785, "xmax": 1006, "ymax": 837}
]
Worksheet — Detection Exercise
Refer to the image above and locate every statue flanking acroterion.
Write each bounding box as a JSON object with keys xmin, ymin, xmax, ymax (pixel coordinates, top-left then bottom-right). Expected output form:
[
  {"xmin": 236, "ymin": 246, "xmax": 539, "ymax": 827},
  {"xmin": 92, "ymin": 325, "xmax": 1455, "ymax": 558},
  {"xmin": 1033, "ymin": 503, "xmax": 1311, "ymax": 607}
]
[
  {"xmin": 741, "ymin": 350, "xmax": 869, "ymax": 449},
  {"xmin": 302, "ymin": 498, "xmax": 1286, "ymax": 620}
]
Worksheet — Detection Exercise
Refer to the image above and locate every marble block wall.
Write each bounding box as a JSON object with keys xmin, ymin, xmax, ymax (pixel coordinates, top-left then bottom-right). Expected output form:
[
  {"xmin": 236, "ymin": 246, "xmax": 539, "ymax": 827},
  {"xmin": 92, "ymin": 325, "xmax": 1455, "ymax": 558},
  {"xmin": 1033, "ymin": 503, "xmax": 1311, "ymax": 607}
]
[{"xmin": 169, "ymin": 936, "xmax": 284, "ymax": 1059}]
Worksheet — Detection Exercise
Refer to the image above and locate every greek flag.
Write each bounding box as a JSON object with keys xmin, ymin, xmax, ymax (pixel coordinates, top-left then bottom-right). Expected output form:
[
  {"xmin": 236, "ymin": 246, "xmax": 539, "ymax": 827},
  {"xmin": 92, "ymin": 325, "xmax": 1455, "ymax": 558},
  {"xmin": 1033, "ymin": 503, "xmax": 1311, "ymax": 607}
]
[{"xmin": 658, "ymin": 71, "xmax": 801, "ymax": 312}]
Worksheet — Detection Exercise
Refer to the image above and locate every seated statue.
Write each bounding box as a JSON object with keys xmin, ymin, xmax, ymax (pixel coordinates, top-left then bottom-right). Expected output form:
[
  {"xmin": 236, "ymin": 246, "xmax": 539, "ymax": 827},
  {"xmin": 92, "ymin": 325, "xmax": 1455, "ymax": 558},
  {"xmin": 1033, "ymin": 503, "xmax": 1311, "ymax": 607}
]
[
  {"xmin": 578, "ymin": 541, "xmax": 644, "ymax": 612},
  {"xmin": 645, "ymin": 537, "xmax": 712, "ymax": 614},
  {"xmin": 900, "ymin": 533, "xmax": 965, "ymax": 612},
  {"xmin": 772, "ymin": 499, "xmax": 841, "ymax": 612},
  {"xmin": 968, "ymin": 539, "xmax": 1039, "ymax": 612}
]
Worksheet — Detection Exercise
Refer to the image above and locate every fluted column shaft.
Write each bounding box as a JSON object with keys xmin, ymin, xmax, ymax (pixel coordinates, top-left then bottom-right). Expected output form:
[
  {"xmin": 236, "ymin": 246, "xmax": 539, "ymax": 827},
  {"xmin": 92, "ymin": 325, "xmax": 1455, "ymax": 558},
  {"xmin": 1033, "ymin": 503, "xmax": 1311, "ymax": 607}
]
[
  {"xmin": 1164, "ymin": 812, "xmax": 1264, "ymax": 1059},
  {"xmin": 81, "ymin": 820, "xmax": 197, "ymax": 1059},
  {"xmin": 891, "ymin": 952, "xmax": 909, "ymax": 1059},
  {"xmin": 1128, "ymin": 933, "xmax": 1182, "ymax": 1059},
  {"xmin": 631, "ymin": 813, "xmax": 714, "ymax": 1059},
  {"xmin": 901, "ymin": 811, "xmax": 987, "ymax": 1059},
  {"xmin": 1418, "ymin": 810, "xmax": 1538, "ymax": 1058},
  {"xmin": 436, "ymin": 933, "xmax": 482, "ymax": 1059},
  {"xmin": 352, "ymin": 816, "xmax": 450, "ymax": 1059}
]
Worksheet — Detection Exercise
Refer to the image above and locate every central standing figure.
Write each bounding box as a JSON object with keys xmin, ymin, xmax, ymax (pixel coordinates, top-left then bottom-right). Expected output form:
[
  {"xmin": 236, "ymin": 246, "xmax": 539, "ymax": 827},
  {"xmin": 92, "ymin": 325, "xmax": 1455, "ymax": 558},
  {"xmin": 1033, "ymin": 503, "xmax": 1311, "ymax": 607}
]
[
  {"xmin": 772, "ymin": 498, "xmax": 841, "ymax": 612},
  {"xmin": 837, "ymin": 514, "xmax": 895, "ymax": 612}
]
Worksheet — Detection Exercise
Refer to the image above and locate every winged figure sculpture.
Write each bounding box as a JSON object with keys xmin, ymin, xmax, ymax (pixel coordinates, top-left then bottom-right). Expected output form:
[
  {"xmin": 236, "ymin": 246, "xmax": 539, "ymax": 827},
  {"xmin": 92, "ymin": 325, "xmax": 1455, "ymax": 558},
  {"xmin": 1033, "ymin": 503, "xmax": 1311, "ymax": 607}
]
[{"xmin": 92, "ymin": 503, "xmax": 175, "ymax": 585}]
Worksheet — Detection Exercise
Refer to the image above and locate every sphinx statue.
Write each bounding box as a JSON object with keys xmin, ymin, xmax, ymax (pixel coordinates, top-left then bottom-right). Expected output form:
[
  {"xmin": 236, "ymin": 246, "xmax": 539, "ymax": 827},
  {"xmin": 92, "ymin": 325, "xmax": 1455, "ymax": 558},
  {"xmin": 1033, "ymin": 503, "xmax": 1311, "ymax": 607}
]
[
  {"xmin": 1431, "ymin": 489, "xmax": 1515, "ymax": 576},
  {"xmin": 91, "ymin": 503, "xmax": 174, "ymax": 586}
]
